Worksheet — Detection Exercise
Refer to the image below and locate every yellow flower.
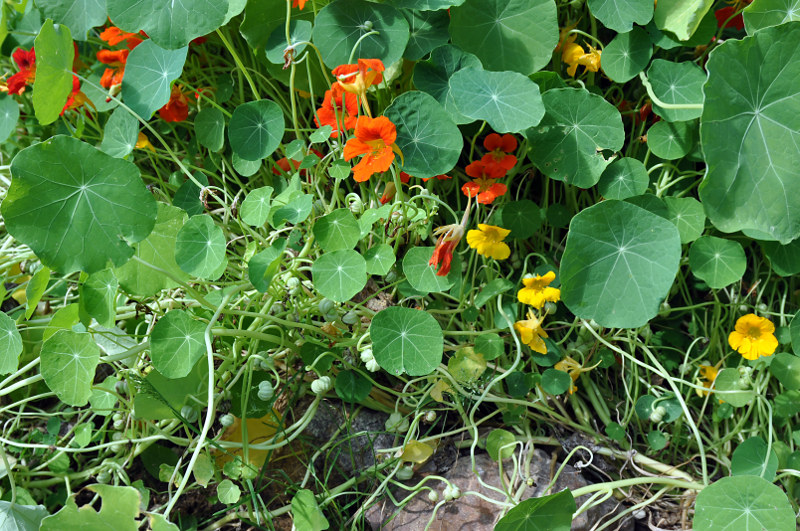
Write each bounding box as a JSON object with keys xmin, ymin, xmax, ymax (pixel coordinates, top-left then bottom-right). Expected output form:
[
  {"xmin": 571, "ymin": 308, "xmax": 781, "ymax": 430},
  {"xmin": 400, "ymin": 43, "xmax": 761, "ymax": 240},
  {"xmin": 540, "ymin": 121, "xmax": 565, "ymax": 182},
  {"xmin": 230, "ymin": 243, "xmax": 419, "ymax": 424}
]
[
  {"xmin": 563, "ymin": 41, "xmax": 602, "ymax": 77},
  {"xmin": 135, "ymin": 132, "xmax": 155, "ymax": 151},
  {"xmin": 696, "ymin": 364, "xmax": 719, "ymax": 397},
  {"xmin": 554, "ymin": 356, "xmax": 582, "ymax": 394},
  {"xmin": 466, "ymin": 224, "xmax": 510, "ymax": 259},
  {"xmin": 517, "ymin": 271, "xmax": 561, "ymax": 309},
  {"xmin": 514, "ymin": 310, "xmax": 548, "ymax": 354},
  {"xmin": 728, "ymin": 313, "xmax": 778, "ymax": 361}
]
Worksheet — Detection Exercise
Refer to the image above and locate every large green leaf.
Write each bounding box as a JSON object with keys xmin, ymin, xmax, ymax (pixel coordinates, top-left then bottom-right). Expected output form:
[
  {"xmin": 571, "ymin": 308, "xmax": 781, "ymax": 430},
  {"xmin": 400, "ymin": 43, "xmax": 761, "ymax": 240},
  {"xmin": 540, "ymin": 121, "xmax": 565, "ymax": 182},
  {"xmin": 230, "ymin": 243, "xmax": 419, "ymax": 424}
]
[
  {"xmin": 731, "ymin": 437, "xmax": 779, "ymax": 480},
  {"xmin": 150, "ymin": 309, "xmax": 206, "ymax": 379},
  {"xmin": 0, "ymin": 311, "xmax": 23, "ymax": 375},
  {"xmin": 370, "ymin": 306, "xmax": 443, "ymax": 376},
  {"xmin": 744, "ymin": 0, "xmax": 800, "ymax": 34},
  {"xmin": 0, "ymin": 502, "xmax": 48, "ymax": 531},
  {"xmin": 694, "ymin": 476, "xmax": 794, "ymax": 530},
  {"xmin": 122, "ymin": 40, "xmax": 188, "ymax": 119},
  {"xmin": 449, "ymin": 0, "xmax": 557, "ymax": 75},
  {"xmin": 37, "ymin": 0, "xmax": 106, "ymax": 40},
  {"xmin": 312, "ymin": 0, "xmax": 409, "ymax": 68},
  {"xmin": 601, "ymin": 26, "xmax": 653, "ymax": 83},
  {"xmin": 495, "ymin": 490, "xmax": 576, "ymax": 531},
  {"xmin": 41, "ymin": 484, "xmax": 141, "ymax": 531},
  {"xmin": 403, "ymin": 9, "xmax": 450, "ymax": 61},
  {"xmin": 588, "ymin": 0, "xmax": 653, "ymax": 33},
  {"xmin": 115, "ymin": 204, "xmax": 188, "ymax": 296},
  {"xmin": 383, "ymin": 91, "xmax": 463, "ymax": 178},
  {"xmin": 526, "ymin": 88, "xmax": 625, "ymax": 188},
  {"xmin": 699, "ymin": 23, "xmax": 800, "ymax": 243},
  {"xmin": 107, "ymin": 0, "xmax": 228, "ymax": 49},
  {"xmin": 175, "ymin": 215, "xmax": 228, "ymax": 279},
  {"xmin": 228, "ymin": 100, "xmax": 284, "ymax": 161},
  {"xmin": 32, "ymin": 19, "xmax": 73, "ymax": 125},
  {"xmin": 412, "ymin": 44, "xmax": 482, "ymax": 125},
  {"xmin": 646, "ymin": 60, "xmax": 705, "ymax": 122},
  {"xmin": 40, "ymin": 329, "xmax": 101, "ymax": 406},
  {"xmin": 449, "ymin": 69, "xmax": 544, "ymax": 133},
  {"xmin": 560, "ymin": 200, "xmax": 681, "ymax": 328},
  {"xmin": 653, "ymin": 0, "xmax": 714, "ymax": 41},
  {"xmin": 2, "ymin": 136, "xmax": 157, "ymax": 274},
  {"xmin": 100, "ymin": 107, "xmax": 139, "ymax": 159},
  {"xmin": 311, "ymin": 250, "xmax": 367, "ymax": 302}
]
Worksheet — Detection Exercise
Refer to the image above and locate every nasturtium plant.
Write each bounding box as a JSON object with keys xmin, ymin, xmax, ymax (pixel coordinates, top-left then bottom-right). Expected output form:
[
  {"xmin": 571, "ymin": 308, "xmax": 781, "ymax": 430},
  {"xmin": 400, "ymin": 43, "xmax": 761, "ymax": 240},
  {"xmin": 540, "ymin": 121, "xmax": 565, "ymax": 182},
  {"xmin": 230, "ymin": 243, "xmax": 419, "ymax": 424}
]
[
  {"xmin": 653, "ymin": 0, "xmax": 714, "ymax": 41},
  {"xmin": 175, "ymin": 215, "xmax": 228, "ymax": 280},
  {"xmin": 370, "ymin": 306, "xmax": 443, "ymax": 376},
  {"xmin": 413, "ymin": 44, "xmax": 483, "ymax": 124},
  {"xmin": 601, "ymin": 26, "xmax": 653, "ymax": 83},
  {"xmin": 646, "ymin": 59, "xmax": 705, "ymax": 122},
  {"xmin": 194, "ymin": 107, "xmax": 226, "ymax": 152},
  {"xmin": 36, "ymin": 0, "xmax": 107, "ymax": 40},
  {"xmin": 32, "ymin": 19, "xmax": 74, "ymax": 125},
  {"xmin": 731, "ymin": 436, "xmax": 779, "ymax": 480},
  {"xmin": 240, "ymin": 186, "xmax": 274, "ymax": 227},
  {"xmin": 311, "ymin": 250, "xmax": 367, "ymax": 303},
  {"xmin": 40, "ymin": 330, "xmax": 101, "ymax": 407},
  {"xmin": 587, "ymin": 0, "xmax": 654, "ymax": 33},
  {"xmin": 495, "ymin": 489, "xmax": 576, "ymax": 531},
  {"xmin": 646, "ymin": 120, "xmax": 696, "ymax": 160},
  {"xmin": 688, "ymin": 236, "xmax": 746, "ymax": 289},
  {"xmin": 2, "ymin": 136, "xmax": 157, "ymax": 274},
  {"xmin": 150, "ymin": 310, "xmax": 207, "ymax": 379},
  {"xmin": 122, "ymin": 40, "xmax": 188, "ymax": 119},
  {"xmin": 313, "ymin": 209, "xmax": 361, "ymax": 252},
  {"xmin": 79, "ymin": 268, "xmax": 118, "ymax": 328},
  {"xmin": 41, "ymin": 484, "xmax": 141, "ymax": 530},
  {"xmin": 597, "ymin": 157, "xmax": 649, "ymax": 200},
  {"xmin": 694, "ymin": 476, "xmax": 795, "ymax": 530},
  {"xmin": 100, "ymin": 107, "xmax": 140, "ymax": 159},
  {"xmin": 403, "ymin": 9, "xmax": 450, "ymax": 61},
  {"xmin": 228, "ymin": 100, "xmax": 284, "ymax": 161}
]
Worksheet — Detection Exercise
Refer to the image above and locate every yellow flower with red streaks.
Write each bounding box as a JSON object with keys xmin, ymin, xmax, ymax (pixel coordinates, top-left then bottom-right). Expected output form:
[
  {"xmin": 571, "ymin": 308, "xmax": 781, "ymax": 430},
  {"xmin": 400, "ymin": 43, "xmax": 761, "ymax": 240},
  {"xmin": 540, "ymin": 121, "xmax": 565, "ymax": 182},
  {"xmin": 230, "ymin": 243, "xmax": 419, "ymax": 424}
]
[
  {"xmin": 517, "ymin": 271, "xmax": 560, "ymax": 309},
  {"xmin": 728, "ymin": 313, "xmax": 778, "ymax": 360},
  {"xmin": 563, "ymin": 41, "xmax": 601, "ymax": 77},
  {"xmin": 514, "ymin": 310, "xmax": 549, "ymax": 354},
  {"xmin": 343, "ymin": 115, "xmax": 402, "ymax": 182},
  {"xmin": 466, "ymin": 224, "xmax": 510, "ymax": 260}
]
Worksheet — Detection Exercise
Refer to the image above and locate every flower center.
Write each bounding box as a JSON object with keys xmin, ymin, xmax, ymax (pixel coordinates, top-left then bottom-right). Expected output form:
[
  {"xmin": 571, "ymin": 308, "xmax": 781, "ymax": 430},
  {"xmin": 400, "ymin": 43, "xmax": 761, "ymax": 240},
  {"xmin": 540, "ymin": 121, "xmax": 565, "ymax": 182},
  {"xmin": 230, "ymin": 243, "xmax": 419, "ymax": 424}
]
[
  {"xmin": 746, "ymin": 326, "xmax": 762, "ymax": 340},
  {"xmin": 365, "ymin": 138, "xmax": 386, "ymax": 155}
]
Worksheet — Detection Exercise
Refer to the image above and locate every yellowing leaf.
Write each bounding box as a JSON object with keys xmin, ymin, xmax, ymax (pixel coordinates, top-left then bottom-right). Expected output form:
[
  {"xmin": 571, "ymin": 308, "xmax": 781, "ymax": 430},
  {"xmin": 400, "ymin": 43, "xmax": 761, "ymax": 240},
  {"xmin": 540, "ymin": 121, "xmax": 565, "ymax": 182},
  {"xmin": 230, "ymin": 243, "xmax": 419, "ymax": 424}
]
[{"xmin": 399, "ymin": 440, "xmax": 434, "ymax": 464}]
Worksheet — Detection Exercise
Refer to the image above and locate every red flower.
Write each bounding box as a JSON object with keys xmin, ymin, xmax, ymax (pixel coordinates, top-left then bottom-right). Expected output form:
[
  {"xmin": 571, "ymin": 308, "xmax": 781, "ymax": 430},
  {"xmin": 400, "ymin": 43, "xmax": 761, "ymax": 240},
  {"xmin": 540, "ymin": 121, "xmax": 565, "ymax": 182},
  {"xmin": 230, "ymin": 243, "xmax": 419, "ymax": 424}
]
[
  {"xmin": 159, "ymin": 85, "xmax": 189, "ymax": 122},
  {"xmin": 60, "ymin": 76, "xmax": 82, "ymax": 115},
  {"xmin": 333, "ymin": 58, "xmax": 384, "ymax": 115},
  {"xmin": 462, "ymin": 159, "xmax": 507, "ymax": 204},
  {"xmin": 292, "ymin": 0, "xmax": 307, "ymax": 8},
  {"xmin": 465, "ymin": 159, "xmax": 506, "ymax": 180},
  {"xmin": 7, "ymin": 47, "xmax": 36, "ymax": 95},
  {"xmin": 715, "ymin": 0, "xmax": 751, "ymax": 30},
  {"xmin": 315, "ymin": 82, "xmax": 358, "ymax": 138},
  {"xmin": 97, "ymin": 49, "xmax": 129, "ymax": 88},
  {"xmin": 481, "ymin": 133, "xmax": 517, "ymax": 172},
  {"xmin": 100, "ymin": 26, "xmax": 143, "ymax": 49},
  {"xmin": 430, "ymin": 225, "xmax": 464, "ymax": 276},
  {"xmin": 343, "ymin": 115, "xmax": 402, "ymax": 183}
]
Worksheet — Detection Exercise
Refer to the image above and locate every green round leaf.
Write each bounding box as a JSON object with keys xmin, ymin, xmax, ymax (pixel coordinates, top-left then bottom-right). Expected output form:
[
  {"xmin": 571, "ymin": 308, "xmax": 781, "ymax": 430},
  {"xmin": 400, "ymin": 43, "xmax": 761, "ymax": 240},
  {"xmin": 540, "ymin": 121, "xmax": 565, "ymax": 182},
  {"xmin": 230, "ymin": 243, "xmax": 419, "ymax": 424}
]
[
  {"xmin": 40, "ymin": 329, "xmax": 100, "ymax": 406},
  {"xmin": 646, "ymin": 59, "xmax": 705, "ymax": 122},
  {"xmin": 36, "ymin": 0, "xmax": 107, "ymax": 40},
  {"xmin": 474, "ymin": 278, "xmax": 514, "ymax": 308},
  {"xmin": 291, "ymin": 489, "xmax": 329, "ymax": 531},
  {"xmin": 194, "ymin": 107, "xmax": 226, "ymax": 152},
  {"xmin": 312, "ymin": 0, "xmax": 409, "ymax": 68},
  {"xmin": 541, "ymin": 368, "xmax": 572, "ymax": 395},
  {"xmin": 560, "ymin": 200, "xmax": 681, "ymax": 328},
  {"xmin": 311, "ymin": 249, "xmax": 367, "ymax": 303},
  {"xmin": 597, "ymin": 157, "xmax": 649, "ymax": 200},
  {"xmin": 150, "ymin": 310, "xmax": 207, "ymax": 379},
  {"xmin": 412, "ymin": 44, "xmax": 483, "ymax": 125},
  {"xmin": 694, "ymin": 476, "xmax": 794, "ymax": 530},
  {"xmin": 313, "ymin": 209, "xmax": 361, "ymax": 252},
  {"xmin": 248, "ymin": 239, "xmax": 287, "ymax": 293},
  {"xmin": 78, "ymin": 268, "xmax": 118, "ymax": 328},
  {"xmin": 647, "ymin": 430, "xmax": 668, "ymax": 450},
  {"xmin": 0, "ymin": 95, "xmax": 19, "ymax": 143},
  {"xmin": 116, "ymin": 204, "xmax": 189, "ymax": 296},
  {"xmin": 403, "ymin": 9, "xmax": 450, "ymax": 61},
  {"xmin": 217, "ymin": 479, "xmax": 241, "ymax": 504},
  {"xmin": 334, "ymin": 370, "xmax": 372, "ymax": 403},
  {"xmin": 240, "ymin": 186, "xmax": 274, "ymax": 227},
  {"xmin": 229, "ymin": 370, "xmax": 276, "ymax": 418},
  {"xmin": 688, "ymin": 236, "xmax": 746, "ymax": 289},
  {"xmin": 588, "ymin": 0, "xmax": 653, "ymax": 32},
  {"xmin": 475, "ymin": 333, "xmax": 504, "ymax": 361},
  {"xmin": 32, "ymin": 20, "xmax": 74, "ymax": 126},
  {"xmin": 370, "ymin": 306, "xmax": 443, "ymax": 376},
  {"xmin": 714, "ymin": 368, "xmax": 754, "ymax": 407},
  {"xmin": 732, "ymin": 437, "xmax": 779, "ymax": 480},
  {"xmin": 2, "ymin": 136, "xmax": 157, "ymax": 274},
  {"xmin": 601, "ymin": 26, "xmax": 653, "ymax": 83},
  {"xmin": 449, "ymin": 0, "xmax": 558, "ymax": 75},
  {"xmin": 228, "ymin": 100, "xmax": 284, "ymax": 161},
  {"xmin": 364, "ymin": 243, "xmax": 396, "ymax": 276},
  {"xmin": 0, "ymin": 311, "xmax": 23, "ymax": 375},
  {"xmin": 527, "ymin": 88, "xmax": 625, "ymax": 188},
  {"xmin": 486, "ymin": 429, "xmax": 516, "ymax": 461},
  {"xmin": 664, "ymin": 196, "xmax": 705, "ymax": 244},
  {"xmin": 173, "ymin": 172, "xmax": 208, "ymax": 217},
  {"xmin": 761, "ymin": 239, "xmax": 800, "ymax": 276},
  {"xmin": 449, "ymin": 69, "xmax": 544, "ymax": 133},
  {"xmin": 625, "ymin": 193, "xmax": 668, "ymax": 218},
  {"xmin": 384, "ymin": 94, "xmax": 462, "ymax": 178},
  {"xmin": 447, "ymin": 347, "xmax": 486, "ymax": 383},
  {"xmin": 699, "ymin": 23, "xmax": 800, "ymax": 243},
  {"xmin": 743, "ymin": 0, "xmax": 800, "ymax": 35},
  {"xmin": 495, "ymin": 490, "xmax": 576, "ymax": 531},
  {"xmin": 107, "ymin": 0, "xmax": 228, "ymax": 49},
  {"xmin": 232, "ymin": 153, "xmax": 262, "ymax": 176},
  {"xmin": 403, "ymin": 246, "xmax": 458, "ymax": 293},
  {"xmin": 501, "ymin": 200, "xmax": 542, "ymax": 239},
  {"xmin": 265, "ymin": 20, "xmax": 311, "ymax": 64},
  {"xmin": 647, "ymin": 120, "xmax": 696, "ymax": 160},
  {"xmin": 100, "ymin": 107, "xmax": 139, "ymax": 159},
  {"xmin": 769, "ymin": 352, "xmax": 800, "ymax": 390},
  {"xmin": 122, "ymin": 40, "xmax": 188, "ymax": 119},
  {"xmin": 270, "ymin": 192, "xmax": 313, "ymax": 227},
  {"xmin": 175, "ymin": 215, "xmax": 228, "ymax": 279}
]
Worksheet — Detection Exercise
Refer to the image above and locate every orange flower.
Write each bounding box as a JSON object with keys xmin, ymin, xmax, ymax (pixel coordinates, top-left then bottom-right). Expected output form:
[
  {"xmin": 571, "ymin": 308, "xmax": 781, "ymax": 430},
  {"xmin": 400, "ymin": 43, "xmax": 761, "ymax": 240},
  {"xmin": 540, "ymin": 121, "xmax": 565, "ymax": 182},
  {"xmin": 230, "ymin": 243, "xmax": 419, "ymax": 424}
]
[
  {"xmin": 100, "ymin": 26, "xmax": 143, "ymax": 49},
  {"xmin": 292, "ymin": 0, "xmax": 307, "ymax": 8},
  {"xmin": 315, "ymin": 82, "xmax": 358, "ymax": 138},
  {"xmin": 461, "ymin": 159, "xmax": 507, "ymax": 204},
  {"xmin": 7, "ymin": 47, "xmax": 36, "ymax": 95},
  {"xmin": 97, "ymin": 48, "xmax": 129, "ymax": 88},
  {"xmin": 429, "ymin": 198, "xmax": 472, "ymax": 276},
  {"xmin": 343, "ymin": 115, "xmax": 402, "ymax": 182},
  {"xmin": 159, "ymin": 84, "xmax": 189, "ymax": 122},
  {"xmin": 481, "ymin": 133, "xmax": 517, "ymax": 172},
  {"xmin": 60, "ymin": 76, "xmax": 84, "ymax": 115},
  {"xmin": 333, "ymin": 58, "xmax": 384, "ymax": 115}
]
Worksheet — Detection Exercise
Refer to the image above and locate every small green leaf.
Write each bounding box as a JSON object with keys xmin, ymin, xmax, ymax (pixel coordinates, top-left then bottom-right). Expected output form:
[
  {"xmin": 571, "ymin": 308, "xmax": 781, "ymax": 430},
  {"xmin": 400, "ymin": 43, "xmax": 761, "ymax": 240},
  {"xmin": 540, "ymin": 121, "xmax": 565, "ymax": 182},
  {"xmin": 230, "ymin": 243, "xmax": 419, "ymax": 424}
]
[
  {"xmin": 40, "ymin": 330, "xmax": 101, "ymax": 406},
  {"xmin": 647, "ymin": 120, "xmax": 696, "ymax": 160},
  {"xmin": 731, "ymin": 437, "xmax": 779, "ymax": 480},
  {"xmin": 100, "ymin": 108, "xmax": 140, "ymax": 159},
  {"xmin": 447, "ymin": 347, "xmax": 486, "ymax": 383},
  {"xmin": 133, "ymin": 359, "xmax": 208, "ymax": 420},
  {"xmin": 403, "ymin": 246, "xmax": 458, "ymax": 293},
  {"xmin": 664, "ymin": 196, "xmax": 705, "ymax": 244},
  {"xmin": 291, "ymin": 489, "xmax": 329, "ymax": 531},
  {"xmin": 313, "ymin": 209, "xmax": 360, "ymax": 252},
  {"xmin": 248, "ymin": 239, "xmax": 287, "ymax": 293},
  {"xmin": 501, "ymin": 200, "xmax": 542, "ymax": 239},
  {"xmin": 334, "ymin": 370, "xmax": 372, "ymax": 403},
  {"xmin": 175, "ymin": 215, "xmax": 228, "ymax": 280},
  {"xmin": 474, "ymin": 278, "xmax": 514, "ymax": 309},
  {"xmin": 312, "ymin": 250, "xmax": 367, "ymax": 303},
  {"xmin": 486, "ymin": 429, "xmax": 516, "ymax": 460},
  {"xmin": 194, "ymin": 107, "xmax": 226, "ymax": 152},
  {"xmin": 688, "ymin": 236, "xmax": 746, "ymax": 289},
  {"xmin": 597, "ymin": 157, "xmax": 649, "ymax": 200},
  {"xmin": 370, "ymin": 306, "xmax": 443, "ymax": 376},
  {"xmin": 79, "ymin": 268, "xmax": 118, "ymax": 328},
  {"xmin": 122, "ymin": 40, "xmax": 188, "ymax": 119},
  {"xmin": 364, "ymin": 244, "xmax": 396, "ymax": 276},
  {"xmin": 228, "ymin": 100, "xmax": 284, "ymax": 161},
  {"xmin": 43, "ymin": 304, "xmax": 80, "ymax": 341},
  {"xmin": 495, "ymin": 489, "xmax": 576, "ymax": 531},
  {"xmin": 714, "ymin": 368, "xmax": 754, "ymax": 407},
  {"xmin": 648, "ymin": 430, "xmax": 668, "ymax": 450},
  {"xmin": 601, "ymin": 26, "xmax": 653, "ymax": 83},
  {"xmin": 475, "ymin": 333, "xmax": 504, "ymax": 360},
  {"xmin": 240, "ymin": 186, "xmax": 274, "ymax": 227},
  {"xmin": 193, "ymin": 453, "xmax": 214, "ymax": 488},
  {"xmin": 0, "ymin": 311, "xmax": 23, "ymax": 375},
  {"xmin": 89, "ymin": 375, "xmax": 118, "ymax": 416},
  {"xmin": 541, "ymin": 368, "xmax": 571, "ymax": 395},
  {"xmin": 25, "ymin": 266, "xmax": 51, "ymax": 320},
  {"xmin": 32, "ymin": 19, "xmax": 73, "ymax": 125},
  {"xmin": 646, "ymin": 59, "xmax": 705, "ymax": 122},
  {"xmin": 217, "ymin": 479, "xmax": 241, "ymax": 504},
  {"xmin": 150, "ymin": 310, "xmax": 207, "ymax": 379}
]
